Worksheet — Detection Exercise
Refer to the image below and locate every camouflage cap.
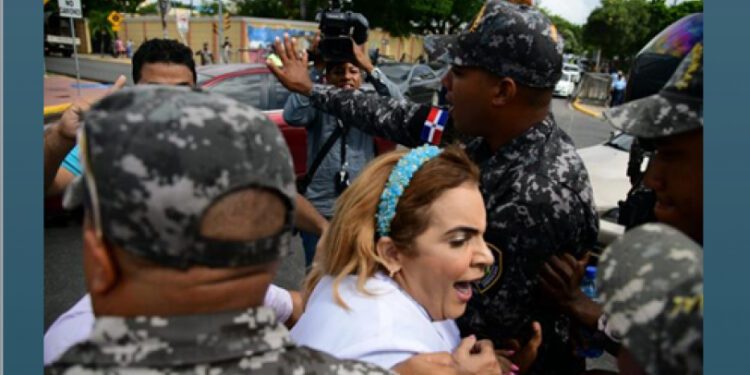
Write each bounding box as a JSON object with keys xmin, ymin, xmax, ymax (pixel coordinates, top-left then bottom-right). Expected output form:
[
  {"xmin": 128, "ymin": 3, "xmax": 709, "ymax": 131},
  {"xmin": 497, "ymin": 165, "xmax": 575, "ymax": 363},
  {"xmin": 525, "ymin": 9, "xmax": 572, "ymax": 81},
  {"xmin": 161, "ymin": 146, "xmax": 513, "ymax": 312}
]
[
  {"xmin": 597, "ymin": 223, "xmax": 703, "ymax": 374},
  {"xmin": 65, "ymin": 86, "xmax": 297, "ymax": 269},
  {"xmin": 606, "ymin": 43, "xmax": 703, "ymax": 139},
  {"xmin": 424, "ymin": 0, "xmax": 563, "ymax": 88}
]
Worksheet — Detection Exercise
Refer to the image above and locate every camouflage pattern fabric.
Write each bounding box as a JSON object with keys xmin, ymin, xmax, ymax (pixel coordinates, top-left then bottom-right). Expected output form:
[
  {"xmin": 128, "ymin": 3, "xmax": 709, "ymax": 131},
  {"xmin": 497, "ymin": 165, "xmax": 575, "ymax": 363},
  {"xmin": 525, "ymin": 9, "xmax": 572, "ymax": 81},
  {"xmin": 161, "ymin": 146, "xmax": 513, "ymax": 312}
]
[
  {"xmin": 309, "ymin": 86, "xmax": 599, "ymax": 375},
  {"xmin": 65, "ymin": 86, "xmax": 297, "ymax": 269},
  {"xmin": 605, "ymin": 43, "xmax": 703, "ymax": 139},
  {"xmin": 598, "ymin": 223, "xmax": 703, "ymax": 374},
  {"xmin": 424, "ymin": 0, "xmax": 563, "ymax": 88},
  {"xmin": 46, "ymin": 307, "xmax": 395, "ymax": 374}
]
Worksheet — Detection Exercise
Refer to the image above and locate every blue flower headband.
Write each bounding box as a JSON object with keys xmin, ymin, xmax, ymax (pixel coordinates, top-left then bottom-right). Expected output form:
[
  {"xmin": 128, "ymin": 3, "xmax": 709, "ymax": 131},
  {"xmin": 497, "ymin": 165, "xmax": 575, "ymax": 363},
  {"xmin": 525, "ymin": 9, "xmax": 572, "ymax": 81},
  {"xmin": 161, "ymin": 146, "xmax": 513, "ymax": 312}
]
[{"xmin": 376, "ymin": 145, "xmax": 443, "ymax": 237}]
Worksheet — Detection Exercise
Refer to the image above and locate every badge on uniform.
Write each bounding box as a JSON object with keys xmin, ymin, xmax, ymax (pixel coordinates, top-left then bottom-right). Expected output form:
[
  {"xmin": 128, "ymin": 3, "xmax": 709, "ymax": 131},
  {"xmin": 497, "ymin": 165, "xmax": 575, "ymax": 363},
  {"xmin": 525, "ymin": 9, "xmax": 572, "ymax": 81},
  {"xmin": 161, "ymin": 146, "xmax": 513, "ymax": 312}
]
[
  {"xmin": 476, "ymin": 243, "xmax": 503, "ymax": 294},
  {"xmin": 420, "ymin": 107, "xmax": 448, "ymax": 145}
]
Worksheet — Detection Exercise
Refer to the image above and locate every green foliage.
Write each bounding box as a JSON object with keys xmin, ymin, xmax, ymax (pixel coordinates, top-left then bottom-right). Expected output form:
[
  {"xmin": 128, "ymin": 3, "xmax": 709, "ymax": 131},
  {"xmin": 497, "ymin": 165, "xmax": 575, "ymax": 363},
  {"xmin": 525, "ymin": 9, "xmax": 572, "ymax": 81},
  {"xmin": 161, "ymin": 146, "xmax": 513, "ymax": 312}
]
[
  {"xmin": 538, "ymin": 8, "xmax": 585, "ymax": 55},
  {"xmin": 236, "ymin": 0, "xmax": 296, "ymax": 19},
  {"xmin": 88, "ymin": 8, "xmax": 115, "ymax": 50},
  {"xmin": 583, "ymin": 0, "xmax": 703, "ymax": 60},
  {"xmin": 234, "ymin": 0, "xmax": 484, "ymax": 36},
  {"xmin": 80, "ymin": 0, "xmax": 141, "ymax": 16}
]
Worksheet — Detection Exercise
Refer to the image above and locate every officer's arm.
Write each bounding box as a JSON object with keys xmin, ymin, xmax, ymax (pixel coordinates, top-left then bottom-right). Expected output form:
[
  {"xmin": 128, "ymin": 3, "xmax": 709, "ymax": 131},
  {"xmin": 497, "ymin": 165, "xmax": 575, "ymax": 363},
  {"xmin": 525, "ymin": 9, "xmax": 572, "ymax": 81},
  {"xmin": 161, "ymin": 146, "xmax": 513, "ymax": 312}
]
[
  {"xmin": 309, "ymin": 86, "xmax": 436, "ymax": 148},
  {"xmin": 267, "ymin": 35, "xmax": 435, "ymax": 148}
]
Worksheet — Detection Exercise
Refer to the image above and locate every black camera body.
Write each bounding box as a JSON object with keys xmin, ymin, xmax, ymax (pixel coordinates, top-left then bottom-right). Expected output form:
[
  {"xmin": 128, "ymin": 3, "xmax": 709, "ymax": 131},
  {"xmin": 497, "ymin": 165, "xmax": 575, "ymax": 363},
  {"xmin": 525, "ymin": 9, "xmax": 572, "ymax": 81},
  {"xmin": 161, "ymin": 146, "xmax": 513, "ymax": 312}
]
[{"xmin": 317, "ymin": 0, "xmax": 369, "ymax": 63}]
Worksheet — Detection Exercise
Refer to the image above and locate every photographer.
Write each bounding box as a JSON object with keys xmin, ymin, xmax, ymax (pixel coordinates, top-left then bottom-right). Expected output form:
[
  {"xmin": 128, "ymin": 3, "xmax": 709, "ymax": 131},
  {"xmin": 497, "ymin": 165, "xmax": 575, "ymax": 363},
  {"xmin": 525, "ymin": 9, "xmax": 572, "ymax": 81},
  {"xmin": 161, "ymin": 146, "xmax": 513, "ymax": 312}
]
[{"xmin": 284, "ymin": 30, "xmax": 403, "ymax": 266}]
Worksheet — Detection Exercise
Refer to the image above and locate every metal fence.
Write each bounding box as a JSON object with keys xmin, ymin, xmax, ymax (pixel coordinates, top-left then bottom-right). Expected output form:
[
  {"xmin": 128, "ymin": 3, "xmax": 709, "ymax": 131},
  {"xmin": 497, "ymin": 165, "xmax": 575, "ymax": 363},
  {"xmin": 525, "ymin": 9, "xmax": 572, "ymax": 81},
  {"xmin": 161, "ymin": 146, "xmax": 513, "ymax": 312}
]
[{"xmin": 575, "ymin": 72, "xmax": 612, "ymax": 107}]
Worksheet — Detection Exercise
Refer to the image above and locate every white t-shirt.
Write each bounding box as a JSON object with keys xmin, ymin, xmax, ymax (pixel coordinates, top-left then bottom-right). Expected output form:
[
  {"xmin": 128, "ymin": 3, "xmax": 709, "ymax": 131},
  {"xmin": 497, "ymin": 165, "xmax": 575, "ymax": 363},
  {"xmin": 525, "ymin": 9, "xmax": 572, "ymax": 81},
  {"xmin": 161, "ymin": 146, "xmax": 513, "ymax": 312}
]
[
  {"xmin": 291, "ymin": 272, "xmax": 460, "ymax": 369},
  {"xmin": 44, "ymin": 284, "xmax": 294, "ymax": 365}
]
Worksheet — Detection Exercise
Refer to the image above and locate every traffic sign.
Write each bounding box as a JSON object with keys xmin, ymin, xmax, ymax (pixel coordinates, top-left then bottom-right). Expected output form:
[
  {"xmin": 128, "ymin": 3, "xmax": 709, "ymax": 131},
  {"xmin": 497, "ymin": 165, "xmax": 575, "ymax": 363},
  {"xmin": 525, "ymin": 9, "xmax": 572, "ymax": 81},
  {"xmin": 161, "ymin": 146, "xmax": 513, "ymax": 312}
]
[
  {"xmin": 57, "ymin": 0, "xmax": 82, "ymax": 19},
  {"xmin": 108, "ymin": 11, "xmax": 123, "ymax": 26}
]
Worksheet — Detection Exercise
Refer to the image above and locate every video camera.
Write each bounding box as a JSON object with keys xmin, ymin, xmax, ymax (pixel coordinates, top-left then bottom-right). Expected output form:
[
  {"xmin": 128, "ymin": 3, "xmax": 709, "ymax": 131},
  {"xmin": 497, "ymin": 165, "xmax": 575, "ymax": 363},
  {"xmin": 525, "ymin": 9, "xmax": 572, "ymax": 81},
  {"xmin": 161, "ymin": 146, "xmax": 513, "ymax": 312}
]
[{"xmin": 316, "ymin": 0, "xmax": 369, "ymax": 63}]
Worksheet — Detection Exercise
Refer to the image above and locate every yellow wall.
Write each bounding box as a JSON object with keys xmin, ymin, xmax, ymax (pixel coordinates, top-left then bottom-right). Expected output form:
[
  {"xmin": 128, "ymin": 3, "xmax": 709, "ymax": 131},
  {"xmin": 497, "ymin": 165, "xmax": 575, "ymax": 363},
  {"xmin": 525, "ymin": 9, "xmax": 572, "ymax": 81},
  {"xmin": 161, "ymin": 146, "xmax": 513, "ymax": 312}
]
[{"xmin": 119, "ymin": 14, "xmax": 424, "ymax": 64}]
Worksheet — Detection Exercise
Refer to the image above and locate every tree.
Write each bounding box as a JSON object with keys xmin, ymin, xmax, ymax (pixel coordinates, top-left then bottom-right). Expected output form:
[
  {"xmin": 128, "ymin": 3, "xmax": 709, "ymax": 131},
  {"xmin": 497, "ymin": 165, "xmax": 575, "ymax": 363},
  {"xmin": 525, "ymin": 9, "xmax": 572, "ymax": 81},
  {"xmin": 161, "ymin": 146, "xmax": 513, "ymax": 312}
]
[
  {"xmin": 234, "ymin": 0, "xmax": 485, "ymax": 36},
  {"xmin": 583, "ymin": 0, "xmax": 703, "ymax": 61},
  {"xmin": 88, "ymin": 9, "xmax": 115, "ymax": 55},
  {"xmin": 538, "ymin": 8, "xmax": 585, "ymax": 55}
]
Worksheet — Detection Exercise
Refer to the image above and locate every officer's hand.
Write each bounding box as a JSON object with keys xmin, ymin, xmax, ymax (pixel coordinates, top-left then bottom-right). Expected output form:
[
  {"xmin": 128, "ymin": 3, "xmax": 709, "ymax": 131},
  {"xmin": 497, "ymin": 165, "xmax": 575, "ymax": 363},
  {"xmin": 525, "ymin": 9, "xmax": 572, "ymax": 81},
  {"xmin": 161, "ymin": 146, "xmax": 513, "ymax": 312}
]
[
  {"xmin": 452, "ymin": 335, "xmax": 502, "ymax": 375},
  {"xmin": 351, "ymin": 40, "xmax": 375, "ymax": 74},
  {"xmin": 267, "ymin": 34, "xmax": 314, "ymax": 96},
  {"xmin": 393, "ymin": 352, "xmax": 457, "ymax": 375},
  {"xmin": 538, "ymin": 252, "xmax": 589, "ymax": 313}
]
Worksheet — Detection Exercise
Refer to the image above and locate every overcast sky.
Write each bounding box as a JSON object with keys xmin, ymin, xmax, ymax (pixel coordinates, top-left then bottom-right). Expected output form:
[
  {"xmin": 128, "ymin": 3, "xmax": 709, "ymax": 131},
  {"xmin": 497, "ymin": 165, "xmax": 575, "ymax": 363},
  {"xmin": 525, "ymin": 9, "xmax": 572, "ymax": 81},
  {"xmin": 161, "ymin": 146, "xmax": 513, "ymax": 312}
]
[
  {"xmin": 541, "ymin": 0, "xmax": 691, "ymax": 25},
  {"xmin": 166, "ymin": 0, "xmax": 691, "ymax": 26}
]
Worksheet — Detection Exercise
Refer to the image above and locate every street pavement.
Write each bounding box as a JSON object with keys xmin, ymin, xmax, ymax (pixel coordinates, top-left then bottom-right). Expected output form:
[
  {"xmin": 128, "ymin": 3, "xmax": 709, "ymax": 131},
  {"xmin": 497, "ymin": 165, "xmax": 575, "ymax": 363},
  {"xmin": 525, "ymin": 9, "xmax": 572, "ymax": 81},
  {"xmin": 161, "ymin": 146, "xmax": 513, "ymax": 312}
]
[{"xmin": 46, "ymin": 55, "xmax": 134, "ymax": 85}]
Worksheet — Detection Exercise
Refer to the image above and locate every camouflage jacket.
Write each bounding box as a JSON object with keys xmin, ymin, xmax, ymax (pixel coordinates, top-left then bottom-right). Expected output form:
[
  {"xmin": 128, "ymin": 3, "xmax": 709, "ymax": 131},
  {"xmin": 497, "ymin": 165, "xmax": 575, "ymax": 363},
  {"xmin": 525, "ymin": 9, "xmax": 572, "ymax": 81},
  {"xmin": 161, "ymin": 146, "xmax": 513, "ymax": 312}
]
[
  {"xmin": 598, "ymin": 223, "xmax": 703, "ymax": 375},
  {"xmin": 45, "ymin": 307, "xmax": 394, "ymax": 374},
  {"xmin": 309, "ymin": 87, "xmax": 599, "ymax": 375}
]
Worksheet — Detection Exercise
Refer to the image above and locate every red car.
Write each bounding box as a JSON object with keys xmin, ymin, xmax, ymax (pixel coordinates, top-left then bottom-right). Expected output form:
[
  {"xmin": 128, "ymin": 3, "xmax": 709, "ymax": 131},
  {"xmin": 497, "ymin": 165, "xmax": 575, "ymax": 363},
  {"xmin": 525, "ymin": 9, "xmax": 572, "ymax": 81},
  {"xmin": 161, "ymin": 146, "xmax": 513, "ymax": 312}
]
[{"xmin": 198, "ymin": 64, "xmax": 396, "ymax": 176}]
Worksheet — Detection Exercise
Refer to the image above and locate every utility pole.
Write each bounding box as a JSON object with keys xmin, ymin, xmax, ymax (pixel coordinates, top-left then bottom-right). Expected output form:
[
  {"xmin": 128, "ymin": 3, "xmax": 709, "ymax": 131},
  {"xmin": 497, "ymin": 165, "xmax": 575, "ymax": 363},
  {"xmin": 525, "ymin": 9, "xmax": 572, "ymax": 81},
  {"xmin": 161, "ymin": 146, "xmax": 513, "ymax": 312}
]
[
  {"xmin": 158, "ymin": 0, "xmax": 170, "ymax": 38},
  {"xmin": 218, "ymin": 0, "xmax": 224, "ymax": 63}
]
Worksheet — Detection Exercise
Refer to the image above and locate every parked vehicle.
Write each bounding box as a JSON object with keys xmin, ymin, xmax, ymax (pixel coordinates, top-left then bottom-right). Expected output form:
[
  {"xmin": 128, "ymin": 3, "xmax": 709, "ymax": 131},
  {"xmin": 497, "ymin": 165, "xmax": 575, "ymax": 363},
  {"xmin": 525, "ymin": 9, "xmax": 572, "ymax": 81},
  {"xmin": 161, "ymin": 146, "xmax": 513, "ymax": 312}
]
[
  {"xmin": 554, "ymin": 72, "xmax": 576, "ymax": 98},
  {"xmin": 44, "ymin": 12, "xmax": 76, "ymax": 57},
  {"xmin": 563, "ymin": 63, "xmax": 582, "ymax": 83},
  {"xmin": 197, "ymin": 64, "xmax": 396, "ymax": 176},
  {"xmin": 378, "ymin": 63, "xmax": 443, "ymax": 104}
]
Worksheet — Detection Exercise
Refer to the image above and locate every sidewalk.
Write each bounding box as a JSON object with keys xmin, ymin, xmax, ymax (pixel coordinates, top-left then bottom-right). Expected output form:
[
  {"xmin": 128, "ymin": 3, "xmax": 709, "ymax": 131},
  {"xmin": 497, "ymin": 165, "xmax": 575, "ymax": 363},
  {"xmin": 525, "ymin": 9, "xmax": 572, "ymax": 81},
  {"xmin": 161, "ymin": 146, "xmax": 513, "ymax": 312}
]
[
  {"xmin": 73, "ymin": 53, "xmax": 132, "ymax": 65},
  {"xmin": 44, "ymin": 74, "xmax": 113, "ymax": 118},
  {"xmin": 572, "ymin": 98, "xmax": 607, "ymax": 119}
]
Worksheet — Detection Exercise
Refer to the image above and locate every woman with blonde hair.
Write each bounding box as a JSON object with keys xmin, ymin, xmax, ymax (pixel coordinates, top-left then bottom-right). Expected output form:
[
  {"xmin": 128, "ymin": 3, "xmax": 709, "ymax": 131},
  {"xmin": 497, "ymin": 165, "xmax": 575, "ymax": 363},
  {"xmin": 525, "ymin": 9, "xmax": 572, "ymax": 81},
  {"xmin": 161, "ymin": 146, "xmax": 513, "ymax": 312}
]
[{"xmin": 291, "ymin": 145, "xmax": 506, "ymax": 372}]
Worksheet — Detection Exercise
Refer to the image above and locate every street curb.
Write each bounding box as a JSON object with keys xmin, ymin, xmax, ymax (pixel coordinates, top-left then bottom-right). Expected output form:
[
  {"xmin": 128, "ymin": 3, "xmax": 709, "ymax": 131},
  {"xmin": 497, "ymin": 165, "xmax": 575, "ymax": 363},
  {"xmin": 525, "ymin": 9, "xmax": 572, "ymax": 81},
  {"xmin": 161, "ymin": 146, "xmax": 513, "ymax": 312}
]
[
  {"xmin": 572, "ymin": 98, "xmax": 604, "ymax": 119},
  {"xmin": 78, "ymin": 54, "xmax": 131, "ymax": 65},
  {"xmin": 44, "ymin": 103, "xmax": 71, "ymax": 117}
]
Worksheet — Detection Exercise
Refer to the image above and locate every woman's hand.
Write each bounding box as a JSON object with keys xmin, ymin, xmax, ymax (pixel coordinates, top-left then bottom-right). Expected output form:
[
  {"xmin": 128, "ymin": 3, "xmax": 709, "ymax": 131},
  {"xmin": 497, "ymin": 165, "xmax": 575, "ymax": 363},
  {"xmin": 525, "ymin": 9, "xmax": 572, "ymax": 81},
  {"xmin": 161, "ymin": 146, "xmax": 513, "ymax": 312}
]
[
  {"xmin": 452, "ymin": 335, "xmax": 502, "ymax": 375},
  {"xmin": 497, "ymin": 322, "xmax": 543, "ymax": 374}
]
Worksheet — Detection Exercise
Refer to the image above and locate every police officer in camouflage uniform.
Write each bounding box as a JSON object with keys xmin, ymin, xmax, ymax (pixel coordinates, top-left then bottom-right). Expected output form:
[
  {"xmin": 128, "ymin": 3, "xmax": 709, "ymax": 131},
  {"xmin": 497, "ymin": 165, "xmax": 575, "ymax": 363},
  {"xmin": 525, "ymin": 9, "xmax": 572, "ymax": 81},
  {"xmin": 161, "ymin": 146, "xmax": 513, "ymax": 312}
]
[
  {"xmin": 606, "ymin": 42, "xmax": 703, "ymax": 245},
  {"xmin": 600, "ymin": 42, "xmax": 704, "ymax": 374},
  {"xmin": 45, "ymin": 86, "xmax": 395, "ymax": 374},
  {"xmin": 267, "ymin": 1, "xmax": 598, "ymax": 374},
  {"xmin": 597, "ymin": 223, "xmax": 703, "ymax": 374},
  {"xmin": 541, "ymin": 44, "xmax": 704, "ymax": 374}
]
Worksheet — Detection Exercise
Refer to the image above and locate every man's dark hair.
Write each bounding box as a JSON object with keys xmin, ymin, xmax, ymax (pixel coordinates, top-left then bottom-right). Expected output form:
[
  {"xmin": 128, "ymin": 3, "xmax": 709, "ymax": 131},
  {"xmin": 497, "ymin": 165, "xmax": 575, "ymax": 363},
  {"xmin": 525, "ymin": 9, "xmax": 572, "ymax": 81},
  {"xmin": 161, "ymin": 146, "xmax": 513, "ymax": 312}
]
[{"xmin": 132, "ymin": 39, "xmax": 197, "ymax": 84}]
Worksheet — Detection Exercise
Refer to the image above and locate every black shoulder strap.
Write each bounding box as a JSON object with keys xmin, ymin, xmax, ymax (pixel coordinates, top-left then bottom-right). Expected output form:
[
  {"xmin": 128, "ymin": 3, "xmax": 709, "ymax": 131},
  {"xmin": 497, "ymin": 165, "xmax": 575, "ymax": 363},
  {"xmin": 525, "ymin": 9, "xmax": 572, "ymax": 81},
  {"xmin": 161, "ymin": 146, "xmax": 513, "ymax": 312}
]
[{"xmin": 297, "ymin": 124, "xmax": 343, "ymax": 194}]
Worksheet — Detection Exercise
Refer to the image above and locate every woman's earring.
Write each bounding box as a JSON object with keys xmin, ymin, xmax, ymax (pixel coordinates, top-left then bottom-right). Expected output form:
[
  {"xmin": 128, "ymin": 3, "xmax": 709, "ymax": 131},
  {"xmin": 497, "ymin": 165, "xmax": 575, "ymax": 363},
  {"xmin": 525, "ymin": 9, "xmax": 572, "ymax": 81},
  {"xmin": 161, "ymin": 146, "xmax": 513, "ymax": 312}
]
[{"xmin": 389, "ymin": 268, "xmax": 398, "ymax": 278}]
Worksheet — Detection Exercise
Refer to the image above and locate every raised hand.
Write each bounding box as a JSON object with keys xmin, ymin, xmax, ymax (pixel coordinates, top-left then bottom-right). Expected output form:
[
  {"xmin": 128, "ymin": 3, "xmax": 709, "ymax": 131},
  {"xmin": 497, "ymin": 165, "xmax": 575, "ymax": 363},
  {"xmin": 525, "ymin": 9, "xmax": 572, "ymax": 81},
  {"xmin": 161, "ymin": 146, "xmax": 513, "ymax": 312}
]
[{"xmin": 266, "ymin": 34, "xmax": 315, "ymax": 96}]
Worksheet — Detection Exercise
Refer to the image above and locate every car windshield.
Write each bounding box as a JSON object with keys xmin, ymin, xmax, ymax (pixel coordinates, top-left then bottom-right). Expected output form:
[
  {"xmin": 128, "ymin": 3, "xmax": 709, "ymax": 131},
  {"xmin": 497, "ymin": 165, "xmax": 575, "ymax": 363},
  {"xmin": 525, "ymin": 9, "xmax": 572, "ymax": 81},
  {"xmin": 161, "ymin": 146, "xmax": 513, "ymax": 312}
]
[
  {"xmin": 563, "ymin": 64, "xmax": 579, "ymax": 72},
  {"xmin": 379, "ymin": 64, "xmax": 412, "ymax": 83},
  {"xmin": 606, "ymin": 132, "xmax": 635, "ymax": 152}
]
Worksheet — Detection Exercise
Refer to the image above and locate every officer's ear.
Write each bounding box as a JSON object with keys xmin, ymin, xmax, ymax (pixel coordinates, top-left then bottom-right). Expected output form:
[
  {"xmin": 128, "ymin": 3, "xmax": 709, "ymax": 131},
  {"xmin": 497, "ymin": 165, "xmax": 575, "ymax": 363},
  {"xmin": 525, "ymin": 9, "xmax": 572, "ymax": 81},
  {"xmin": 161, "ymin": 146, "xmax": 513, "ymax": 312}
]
[
  {"xmin": 491, "ymin": 77, "xmax": 517, "ymax": 107},
  {"xmin": 82, "ymin": 214, "xmax": 119, "ymax": 296}
]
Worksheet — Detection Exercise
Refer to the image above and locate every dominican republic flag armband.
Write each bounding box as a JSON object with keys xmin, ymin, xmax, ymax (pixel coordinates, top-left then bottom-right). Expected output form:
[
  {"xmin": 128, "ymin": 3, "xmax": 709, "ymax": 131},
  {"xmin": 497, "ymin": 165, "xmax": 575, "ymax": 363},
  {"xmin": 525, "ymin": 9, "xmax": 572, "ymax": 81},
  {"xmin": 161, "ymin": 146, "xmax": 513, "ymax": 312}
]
[{"xmin": 420, "ymin": 107, "xmax": 449, "ymax": 145}]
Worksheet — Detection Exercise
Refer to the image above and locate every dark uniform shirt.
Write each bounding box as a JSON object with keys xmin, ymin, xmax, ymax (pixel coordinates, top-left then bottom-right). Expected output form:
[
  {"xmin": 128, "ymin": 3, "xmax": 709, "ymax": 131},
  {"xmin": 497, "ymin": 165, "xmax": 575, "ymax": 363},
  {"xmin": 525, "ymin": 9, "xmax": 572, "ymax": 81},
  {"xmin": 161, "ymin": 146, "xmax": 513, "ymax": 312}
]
[
  {"xmin": 309, "ymin": 87, "xmax": 599, "ymax": 375},
  {"xmin": 46, "ymin": 307, "xmax": 394, "ymax": 374}
]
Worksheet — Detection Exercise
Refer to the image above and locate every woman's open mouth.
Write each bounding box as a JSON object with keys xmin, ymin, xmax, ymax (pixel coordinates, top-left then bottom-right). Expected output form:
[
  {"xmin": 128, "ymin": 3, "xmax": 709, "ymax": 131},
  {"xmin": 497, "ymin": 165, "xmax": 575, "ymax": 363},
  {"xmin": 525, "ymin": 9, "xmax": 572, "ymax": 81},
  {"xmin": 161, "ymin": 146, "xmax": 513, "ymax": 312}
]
[{"xmin": 454, "ymin": 281, "xmax": 473, "ymax": 303}]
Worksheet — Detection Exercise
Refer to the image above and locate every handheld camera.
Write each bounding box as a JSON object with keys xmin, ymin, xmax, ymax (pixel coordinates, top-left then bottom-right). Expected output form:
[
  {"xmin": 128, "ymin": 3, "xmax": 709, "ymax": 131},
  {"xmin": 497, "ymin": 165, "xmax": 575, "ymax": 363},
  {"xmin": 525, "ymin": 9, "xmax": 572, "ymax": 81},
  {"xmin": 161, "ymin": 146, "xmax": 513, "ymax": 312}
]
[{"xmin": 317, "ymin": 0, "xmax": 369, "ymax": 63}]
